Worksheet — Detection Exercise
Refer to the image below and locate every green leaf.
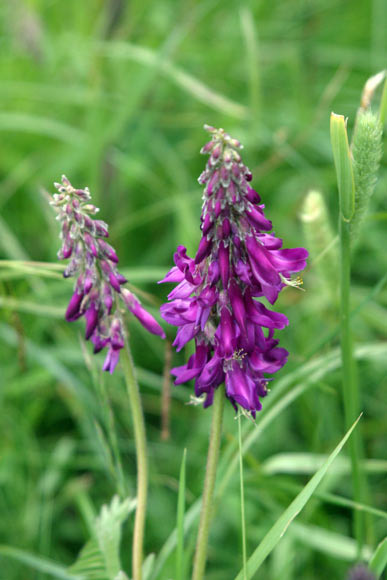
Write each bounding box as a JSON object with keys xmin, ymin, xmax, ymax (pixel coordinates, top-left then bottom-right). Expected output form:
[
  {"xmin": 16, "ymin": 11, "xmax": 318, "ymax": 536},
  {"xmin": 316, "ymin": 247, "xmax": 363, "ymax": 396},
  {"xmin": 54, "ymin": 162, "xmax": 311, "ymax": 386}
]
[
  {"xmin": 369, "ymin": 537, "xmax": 387, "ymax": 577},
  {"xmin": 330, "ymin": 112, "xmax": 355, "ymax": 221},
  {"xmin": 69, "ymin": 496, "xmax": 136, "ymax": 580},
  {"xmin": 234, "ymin": 415, "xmax": 362, "ymax": 580}
]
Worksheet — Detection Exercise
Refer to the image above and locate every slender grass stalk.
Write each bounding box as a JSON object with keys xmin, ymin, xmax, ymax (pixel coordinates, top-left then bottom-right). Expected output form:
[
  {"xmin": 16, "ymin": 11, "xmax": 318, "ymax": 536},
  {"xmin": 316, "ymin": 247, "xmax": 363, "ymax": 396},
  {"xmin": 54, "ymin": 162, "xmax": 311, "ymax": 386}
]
[
  {"xmin": 192, "ymin": 385, "xmax": 225, "ymax": 580},
  {"xmin": 121, "ymin": 343, "xmax": 148, "ymax": 580},
  {"xmin": 331, "ymin": 112, "xmax": 365, "ymax": 558},
  {"xmin": 339, "ymin": 217, "xmax": 364, "ymax": 558},
  {"xmin": 238, "ymin": 414, "xmax": 247, "ymax": 580}
]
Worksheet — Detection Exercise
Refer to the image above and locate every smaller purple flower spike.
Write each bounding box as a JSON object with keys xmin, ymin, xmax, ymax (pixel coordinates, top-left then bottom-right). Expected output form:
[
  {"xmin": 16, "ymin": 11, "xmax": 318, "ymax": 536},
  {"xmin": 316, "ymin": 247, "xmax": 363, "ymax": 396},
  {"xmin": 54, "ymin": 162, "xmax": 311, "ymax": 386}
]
[
  {"xmin": 160, "ymin": 126, "xmax": 308, "ymax": 416},
  {"xmin": 50, "ymin": 175, "xmax": 165, "ymax": 372}
]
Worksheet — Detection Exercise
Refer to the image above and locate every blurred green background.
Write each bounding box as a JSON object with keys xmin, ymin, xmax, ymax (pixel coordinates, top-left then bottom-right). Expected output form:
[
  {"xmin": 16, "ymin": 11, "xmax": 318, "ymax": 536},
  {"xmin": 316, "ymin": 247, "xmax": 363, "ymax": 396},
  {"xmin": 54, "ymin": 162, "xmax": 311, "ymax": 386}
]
[{"xmin": 0, "ymin": 1, "xmax": 386, "ymax": 579}]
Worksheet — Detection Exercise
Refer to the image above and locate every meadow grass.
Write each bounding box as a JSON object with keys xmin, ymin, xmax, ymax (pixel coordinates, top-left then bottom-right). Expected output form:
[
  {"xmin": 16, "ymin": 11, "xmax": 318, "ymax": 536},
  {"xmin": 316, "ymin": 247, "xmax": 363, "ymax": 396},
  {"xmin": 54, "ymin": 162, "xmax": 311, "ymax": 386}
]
[{"xmin": 0, "ymin": 1, "xmax": 386, "ymax": 579}]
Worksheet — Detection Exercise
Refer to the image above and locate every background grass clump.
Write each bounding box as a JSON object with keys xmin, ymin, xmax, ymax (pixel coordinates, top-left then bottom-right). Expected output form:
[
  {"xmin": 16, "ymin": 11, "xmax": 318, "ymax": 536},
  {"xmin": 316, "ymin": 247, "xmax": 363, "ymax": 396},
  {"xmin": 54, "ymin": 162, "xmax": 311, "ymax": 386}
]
[{"xmin": 0, "ymin": 1, "xmax": 386, "ymax": 579}]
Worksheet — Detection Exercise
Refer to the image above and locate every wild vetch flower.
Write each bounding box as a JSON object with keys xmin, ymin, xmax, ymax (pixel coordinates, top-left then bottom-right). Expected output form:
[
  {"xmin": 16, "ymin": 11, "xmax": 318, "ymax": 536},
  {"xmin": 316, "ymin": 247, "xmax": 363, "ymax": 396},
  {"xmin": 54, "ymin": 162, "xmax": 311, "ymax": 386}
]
[
  {"xmin": 160, "ymin": 126, "xmax": 308, "ymax": 416},
  {"xmin": 50, "ymin": 175, "xmax": 165, "ymax": 373}
]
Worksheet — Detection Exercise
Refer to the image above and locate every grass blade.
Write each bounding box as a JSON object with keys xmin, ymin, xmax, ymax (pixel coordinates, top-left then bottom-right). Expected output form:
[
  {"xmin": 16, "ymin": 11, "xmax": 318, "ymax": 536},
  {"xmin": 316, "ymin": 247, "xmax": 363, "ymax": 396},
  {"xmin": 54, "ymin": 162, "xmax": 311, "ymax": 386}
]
[
  {"xmin": 234, "ymin": 415, "xmax": 362, "ymax": 580},
  {"xmin": 0, "ymin": 545, "xmax": 82, "ymax": 580},
  {"xmin": 369, "ymin": 537, "xmax": 387, "ymax": 578},
  {"xmin": 330, "ymin": 112, "xmax": 355, "ymax": 220}
]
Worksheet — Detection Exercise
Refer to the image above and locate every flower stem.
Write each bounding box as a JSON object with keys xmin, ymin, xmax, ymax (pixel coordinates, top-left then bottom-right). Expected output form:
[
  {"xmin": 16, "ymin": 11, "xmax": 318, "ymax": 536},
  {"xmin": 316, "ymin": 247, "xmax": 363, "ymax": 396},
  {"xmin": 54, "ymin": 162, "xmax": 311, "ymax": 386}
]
[
  {"xmin": 339, "ymin": 217, "xmax": 365, "ymax": 558},
  {"xmin": 121, "ymin": 342, "xmax": 148, "ymax": 580},
  {"xmin": 238, "ymin": 414, "xmax": 248, "ymax": 580},
  {"xmin": 192, "ymin": 385, "xmax": 225, "ymax": 580}
]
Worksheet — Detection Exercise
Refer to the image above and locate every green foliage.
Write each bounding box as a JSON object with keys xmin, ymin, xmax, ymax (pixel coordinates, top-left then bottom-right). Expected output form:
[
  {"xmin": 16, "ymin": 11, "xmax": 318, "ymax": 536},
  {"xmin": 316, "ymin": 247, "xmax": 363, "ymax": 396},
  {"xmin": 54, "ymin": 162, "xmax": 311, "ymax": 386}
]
[
  {"xmin": 235, "ymin": 416, "xmax": 362, "ymax": 579},
  {"xmin": 69, "ymin": 496, "xmax": 136, "ymax": 580},
  {"xmin": 0, "ymin": 1, "xmax": 386, "ymax": 579}
]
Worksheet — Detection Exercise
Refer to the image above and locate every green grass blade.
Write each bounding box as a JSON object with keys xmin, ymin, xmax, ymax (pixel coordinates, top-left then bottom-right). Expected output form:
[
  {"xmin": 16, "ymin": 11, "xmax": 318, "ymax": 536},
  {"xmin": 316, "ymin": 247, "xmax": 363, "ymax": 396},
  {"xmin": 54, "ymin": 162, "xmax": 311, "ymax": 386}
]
[
  {"xmin": 176, "ymin": 448, "xmax": 187, "ymax": 580},
  {"xmin": 0, "ymin": 113, "xmax": 85, "ymax": 143},
  {"xmin": 330, "ymin": 112, "xmax": 355, "ymax": 220},
  {"xmin": 290, "ymin": 522, "xmax": 372, "ymax": 561},
  {"xmin": 97, "ymin": 41, "xmax": 248, "ymax": 119},
  {"xmin": 369, "ymin": 537, "xmax": 387, "ymax": 577},
  {"xmin": 0, "ymin": 545, "xmax": 83, "ymax": 580},
  {"xmin": 234, "ymin": 415, "xmax": 362, "ymax": 580}
]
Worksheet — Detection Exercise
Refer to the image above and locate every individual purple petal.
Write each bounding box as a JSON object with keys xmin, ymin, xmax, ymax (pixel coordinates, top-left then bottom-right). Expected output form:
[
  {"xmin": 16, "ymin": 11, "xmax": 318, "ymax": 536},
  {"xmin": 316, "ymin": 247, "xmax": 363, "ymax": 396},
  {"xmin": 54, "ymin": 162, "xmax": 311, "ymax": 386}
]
[
  {"xmin": 195, "ymin": 236, "xmax": 212, "ymax": 264},
  {"xmin": 246, "ymin": 205, "xmax": 273, "ymax": 231},
  {"xmin": 244, "ymin": 291, "xmax": 288, "ymax": 329},
  {"xmin": 109, "ymin": 272, "xmax": 121, "ymax": 292},
  {"xmin": 98, "ymin": 239, "xmax": 119, "ymax": 263},
  {"xmin": 173, "ymin": 323, "xmax": 197, "ymax": 352},
  {"xmin": 250, "ymin": 347, "xmax": 288, "ymax": 373},
  {"xmin": 158, "ymin": 266, "xmax": 185, "ymax": 284},
  {"xmin": 225, "ymin": 361, "xmax": 259, "ymax": 412},
  {"xmin": 246, "ymin": 237, "xmax": 281, "ymax": 286},
  {"xmin": 219, "ymin": 306, "xmax": 235, "ymax": 358},
  {"xmin": 218, "ymin": 242, "xmax": 230, "ymax": 288},
  {"xmin": 65, "ymin": 291, "xmax": 84, "ymax": 321},
  {"xmin": 103, "ymin": 345, "xmax": 121, "ymax": 374},
  {"xmin": 122, "ymin": 289, "xmax": 166, "ymax": 338},
  {"xmin": 228, "ymin": 280, "xmax": 246, "ymax": 332},
  {"xmin": 85, "ymin": 302, "xmax": 99, "ymax": 339}
]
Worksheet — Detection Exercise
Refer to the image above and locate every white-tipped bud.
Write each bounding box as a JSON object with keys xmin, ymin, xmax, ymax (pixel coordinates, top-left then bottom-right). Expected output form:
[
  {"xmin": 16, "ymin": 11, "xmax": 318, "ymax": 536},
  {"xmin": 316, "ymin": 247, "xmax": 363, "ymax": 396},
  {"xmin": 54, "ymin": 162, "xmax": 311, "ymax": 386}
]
[{"xmin": 301, "ymin": 190, "xmax": 338, "ymax": 301}]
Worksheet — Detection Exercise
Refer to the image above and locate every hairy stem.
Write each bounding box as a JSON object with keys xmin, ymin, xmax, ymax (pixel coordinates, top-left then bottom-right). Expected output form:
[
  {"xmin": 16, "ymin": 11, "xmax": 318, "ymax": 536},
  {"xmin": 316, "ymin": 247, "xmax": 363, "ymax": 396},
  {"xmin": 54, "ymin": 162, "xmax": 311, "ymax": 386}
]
[
  {"xmin": 238, "ymin": 414, "xmax": 248, "ymax": 580},
  {"xmin": 121, "ymin": 343, "xmax": 148, "ymax": 580},
  {"xmin": 192, "ymin": 386, "xmax": 225, "ymax": 580}
]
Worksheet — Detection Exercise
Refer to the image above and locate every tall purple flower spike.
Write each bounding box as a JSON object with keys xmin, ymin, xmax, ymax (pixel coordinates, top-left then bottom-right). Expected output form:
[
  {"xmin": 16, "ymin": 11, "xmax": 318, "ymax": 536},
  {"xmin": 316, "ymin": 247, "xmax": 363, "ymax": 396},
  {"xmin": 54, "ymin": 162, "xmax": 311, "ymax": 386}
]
[
  {"xmin": 160, "ymin": 126, "xmax": 308, "ymax": 416},
  {"xmin": 50, "ymin": 175, "xmax": 165, "ymax": 373}
]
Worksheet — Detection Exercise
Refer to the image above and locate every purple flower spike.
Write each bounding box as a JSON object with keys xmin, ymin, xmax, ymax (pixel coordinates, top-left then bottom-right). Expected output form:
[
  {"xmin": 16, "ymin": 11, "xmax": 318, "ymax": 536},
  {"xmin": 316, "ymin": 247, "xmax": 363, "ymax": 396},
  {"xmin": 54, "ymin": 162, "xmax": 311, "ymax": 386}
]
[
  {"xmin": 160, "ymin": 126, "xmax": 308, "ymax": 415},
  {"xmin": 50, "ymin": 175, "xmax": 165, "ymax": 373}
]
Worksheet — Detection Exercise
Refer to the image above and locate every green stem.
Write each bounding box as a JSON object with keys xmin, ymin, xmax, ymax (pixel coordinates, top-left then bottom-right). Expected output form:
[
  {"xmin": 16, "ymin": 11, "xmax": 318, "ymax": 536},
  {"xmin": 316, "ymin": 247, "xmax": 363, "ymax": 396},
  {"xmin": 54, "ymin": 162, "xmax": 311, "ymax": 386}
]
[
  {"xmin": 121, "ymin": 343, "xmax": 148, "ymax": 580},
  {"xmin": 192, "ymin": 386, "xmax": 225, "ymax": 580},
  {"xmin": 238, "ymin": 414, "xmax": 248, "ymax": 580},
  {"xmin": 339, "ymin": 218, "xmax": 364, "ymax": 558}
]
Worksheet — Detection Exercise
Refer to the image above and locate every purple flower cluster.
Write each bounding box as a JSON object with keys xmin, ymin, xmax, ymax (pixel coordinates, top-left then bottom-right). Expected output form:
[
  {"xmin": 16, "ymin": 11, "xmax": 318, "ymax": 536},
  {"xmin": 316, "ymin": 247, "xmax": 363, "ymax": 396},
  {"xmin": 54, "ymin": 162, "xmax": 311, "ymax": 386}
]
[
  {"xmin": 160, "ymin": 126, "xmax": 308, "ymax": 416},
  {"xmin": 51, "ymin": 175, "xmax": 165, "ymax": 373}
]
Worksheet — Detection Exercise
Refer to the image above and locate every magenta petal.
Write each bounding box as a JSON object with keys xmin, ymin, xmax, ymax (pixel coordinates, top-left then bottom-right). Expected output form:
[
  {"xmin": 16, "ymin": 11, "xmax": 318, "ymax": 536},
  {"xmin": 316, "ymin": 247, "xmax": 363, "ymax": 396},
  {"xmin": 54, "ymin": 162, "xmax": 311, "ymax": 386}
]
[
  {"xmin": 229, "ymin": 280, "xmax": 246, "ymax": 332},
  {"xmin": 220, "ymin": 306, "xmax": 234, "ymax": 357},
  {"xmin": 85, "ymin": 303, "xmax": 99, "ymax": 339},
  {"xmin": 250, "ymin": 347, "xmax": 288, "ymax": 373},
  {"xmin": 172, "ymin": 323, "xmax": 197, "ymax": 352},
  {"xmin": 158, "ymin": 266, "xmax": 185, "ymax": 284},
  {"xmin": 132, "ymin": 303, "xmax": 166, "ymax": 338},
  {"xmin": 218, "ymin": 242, "xmax": 230, "ymax": 288},
  {"xmin": 195, "ymin": 236, "xmax": 212, "ymax": 264},
  {"xmin": 246, "ymin": 205, "xmax": 272, "ymax": 231},
  {"xmin": 65, "ymin": 292, "xmax": 84, "ymax": 321}
]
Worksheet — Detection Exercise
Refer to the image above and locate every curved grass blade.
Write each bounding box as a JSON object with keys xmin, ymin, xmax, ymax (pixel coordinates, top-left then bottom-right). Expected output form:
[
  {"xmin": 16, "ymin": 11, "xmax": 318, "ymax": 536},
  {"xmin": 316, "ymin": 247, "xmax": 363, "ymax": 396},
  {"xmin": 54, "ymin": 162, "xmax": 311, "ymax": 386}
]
[
  {"xmin": 234, "ymin": 415, "xmax": 362, "ymax": 579},
  {"xmin": 369, "ymin": 537, "xmax": 387, "ymax": 578}
]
